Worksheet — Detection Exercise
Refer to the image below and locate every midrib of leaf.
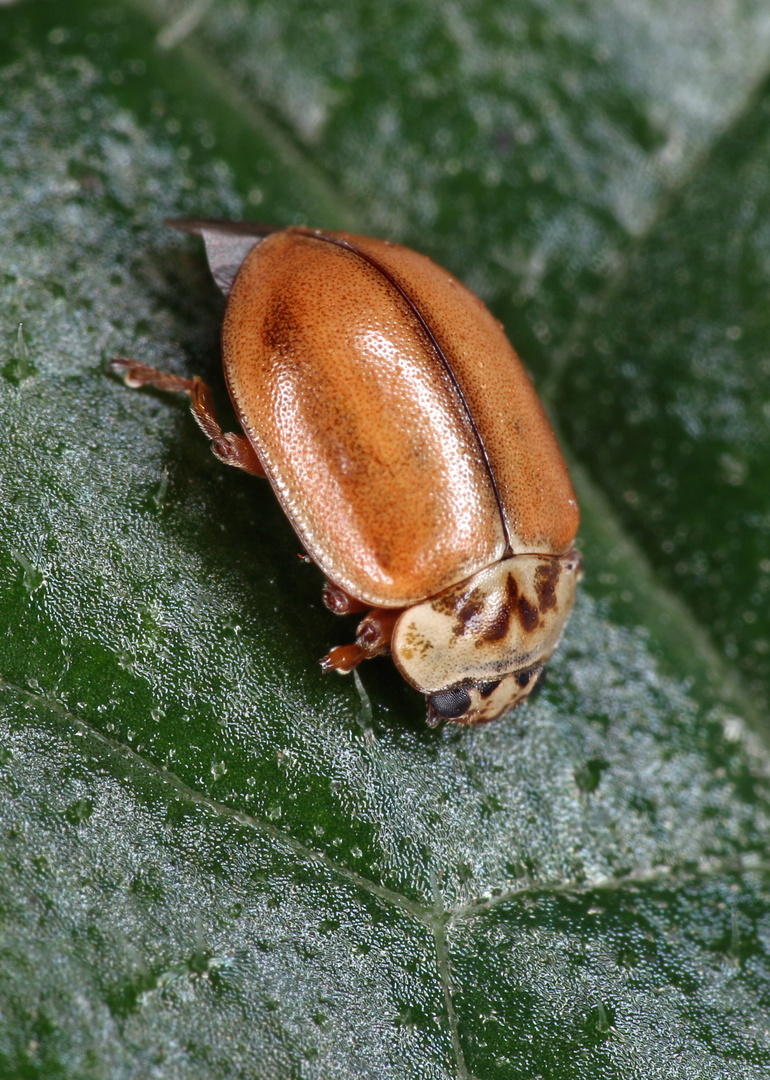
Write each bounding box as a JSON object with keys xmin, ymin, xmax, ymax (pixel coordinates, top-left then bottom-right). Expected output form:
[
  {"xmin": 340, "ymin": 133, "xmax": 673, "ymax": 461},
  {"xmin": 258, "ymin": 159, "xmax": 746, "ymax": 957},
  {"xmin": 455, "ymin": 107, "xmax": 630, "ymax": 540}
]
[{"xmin": 434, "ymin": 925, "xmax": 469, "ymax": 1080}]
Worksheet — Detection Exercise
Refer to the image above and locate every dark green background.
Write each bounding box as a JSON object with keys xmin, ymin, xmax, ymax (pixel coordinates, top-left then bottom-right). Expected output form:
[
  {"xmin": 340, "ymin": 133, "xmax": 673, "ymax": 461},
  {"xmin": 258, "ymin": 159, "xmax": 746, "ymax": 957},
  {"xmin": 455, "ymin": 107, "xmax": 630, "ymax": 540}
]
[{"xmin": 1, "ymin": 1, "xmax": 770, "ymax": 1077}]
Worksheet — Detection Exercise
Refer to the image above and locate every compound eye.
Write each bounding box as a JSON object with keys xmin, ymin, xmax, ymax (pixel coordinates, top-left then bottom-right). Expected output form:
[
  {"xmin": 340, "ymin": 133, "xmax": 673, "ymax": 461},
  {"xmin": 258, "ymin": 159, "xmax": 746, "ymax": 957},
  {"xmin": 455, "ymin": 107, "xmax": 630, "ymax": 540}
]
[{"xmin": 427, "ymin": 686, "xmax": 472, "ymax": 720}]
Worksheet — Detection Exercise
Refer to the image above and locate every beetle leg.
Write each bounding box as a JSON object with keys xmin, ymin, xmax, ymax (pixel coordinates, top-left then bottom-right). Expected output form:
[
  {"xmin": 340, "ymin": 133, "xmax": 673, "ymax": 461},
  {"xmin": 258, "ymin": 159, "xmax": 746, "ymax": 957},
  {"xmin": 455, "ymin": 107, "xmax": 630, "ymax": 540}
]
[
  {"xmin": 110, "ymin": 358, "xmax": 266, "ymax": 478},
  {"xmin": 319, "ymin": 607, "xmax": 402, "ymax": 674},
  {"xmin": 321, "ymin": 579, "xmax": 370, "ymax": 615},
  {"xmin": 319, "ymin": 643, "xmax": 367, "ymax": 673},
  {"xmin": 355, "ymin": 607, "xmax": 401, "ymax": 656}
]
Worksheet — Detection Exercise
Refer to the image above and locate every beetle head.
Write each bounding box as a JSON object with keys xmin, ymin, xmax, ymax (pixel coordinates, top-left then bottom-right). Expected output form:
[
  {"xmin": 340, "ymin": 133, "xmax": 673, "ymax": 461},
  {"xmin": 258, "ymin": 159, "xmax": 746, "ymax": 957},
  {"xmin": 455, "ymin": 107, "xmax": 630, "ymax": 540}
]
[
  {"xmin": 425, "ymin": 665, "xmax": 547, "ymax": 727},
  {"xmin": 392, "ymin": 551, "xmax": 581, "ymax": 727}
]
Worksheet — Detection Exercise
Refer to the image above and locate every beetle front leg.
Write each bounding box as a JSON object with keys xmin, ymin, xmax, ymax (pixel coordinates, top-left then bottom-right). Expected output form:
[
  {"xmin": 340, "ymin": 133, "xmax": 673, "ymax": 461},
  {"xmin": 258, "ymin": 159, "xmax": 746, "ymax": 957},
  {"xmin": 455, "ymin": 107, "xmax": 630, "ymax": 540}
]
[
  {"xmin": 110, "ymin": 358, "xmax": 266, "ymax": 478},
  {"xmin": 319, "ymin": 607, "xmax": 402, "ymax": 674}
]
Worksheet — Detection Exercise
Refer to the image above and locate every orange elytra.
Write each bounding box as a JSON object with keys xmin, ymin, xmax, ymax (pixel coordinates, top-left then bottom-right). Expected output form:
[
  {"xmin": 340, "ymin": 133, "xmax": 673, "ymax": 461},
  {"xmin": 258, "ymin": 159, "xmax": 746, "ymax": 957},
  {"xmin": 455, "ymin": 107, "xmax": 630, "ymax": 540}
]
[{"xmin": 112, "ymin": 220, "xmax": 581, "ymax": 726}]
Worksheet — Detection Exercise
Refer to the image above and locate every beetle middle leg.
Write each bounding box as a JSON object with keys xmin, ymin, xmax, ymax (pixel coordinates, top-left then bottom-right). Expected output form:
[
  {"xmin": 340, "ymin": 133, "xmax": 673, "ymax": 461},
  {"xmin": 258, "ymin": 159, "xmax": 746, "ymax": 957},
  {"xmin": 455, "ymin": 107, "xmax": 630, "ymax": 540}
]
[
  {"xmin": 110, "ymin": 358, "xmax": 265, "ymax": 477},
  {"xmin": 321, "ymin": 579, "xmax": 369, "ymax": 615},
  {"xmin": 320, "ymin": 607, "xmax": 402, "ymax": 674}
]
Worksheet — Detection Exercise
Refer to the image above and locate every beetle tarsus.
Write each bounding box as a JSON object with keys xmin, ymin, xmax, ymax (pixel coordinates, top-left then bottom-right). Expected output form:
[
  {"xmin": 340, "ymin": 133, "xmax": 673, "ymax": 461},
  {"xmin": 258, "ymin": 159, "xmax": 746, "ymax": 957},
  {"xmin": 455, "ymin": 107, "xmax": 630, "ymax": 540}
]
[
  {"xmin": 110, "ymin": 357, "xmax": 266, "ymax": 478},
  {"xmin": 111, "ymin": 357, "xmax": 196, "ymax": 393},
  {"xmin": 319, "ymin": 607, "xmax": 401, "ymax": 677},
  {"xmin": 319, "ymin": 643, "xmax": 366, "ymax": 674}
]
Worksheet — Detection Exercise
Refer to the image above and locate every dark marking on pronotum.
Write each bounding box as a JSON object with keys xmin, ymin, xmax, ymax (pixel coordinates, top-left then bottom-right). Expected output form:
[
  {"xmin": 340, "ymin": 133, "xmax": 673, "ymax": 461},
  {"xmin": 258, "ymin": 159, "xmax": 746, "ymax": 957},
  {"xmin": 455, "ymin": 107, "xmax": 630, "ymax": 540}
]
[
  {"xmin": 455, "ymin": 594, "xmax": 485, "ymax": 635},
  {"xmin": 534, "ymin": 559, "xmax": 561, "ymax": 613},
  {"xmin": 516, "ymin": 592, "xmax": 539, "ymax": 633},
  {"xmin": 469, "ymin": 572, "xmax": 542, "ymax": 646},
  {"xmin": 443, "ymin": 586, "xmax": 485, "ymax": 637},
  {"xmin": 477, "ymin": 679, "xmax": 501, "ymax": 698},
  {"xmin": 480, "ymin": 573, "xmax": 519, "ymax": 643},
  {"xmin": 431, "ymin": 590, "xmax": 456, "ymax": 618}
]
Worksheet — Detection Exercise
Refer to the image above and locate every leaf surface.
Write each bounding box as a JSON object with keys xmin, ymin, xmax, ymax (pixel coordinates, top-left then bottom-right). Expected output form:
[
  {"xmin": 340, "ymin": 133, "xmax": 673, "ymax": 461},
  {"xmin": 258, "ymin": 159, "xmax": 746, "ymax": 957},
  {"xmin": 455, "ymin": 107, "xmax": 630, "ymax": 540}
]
[{"xmin": 1, "ymin": 2, "xmax": 770, "ymax": 1077}]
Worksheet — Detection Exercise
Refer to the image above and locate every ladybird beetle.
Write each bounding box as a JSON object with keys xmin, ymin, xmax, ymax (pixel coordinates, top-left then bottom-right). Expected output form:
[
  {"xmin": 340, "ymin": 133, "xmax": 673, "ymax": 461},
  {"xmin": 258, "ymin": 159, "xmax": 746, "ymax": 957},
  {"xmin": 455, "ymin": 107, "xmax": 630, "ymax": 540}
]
[{"xmin": 112, "ymin": 220, "xmax": 581, "ymax": 726}]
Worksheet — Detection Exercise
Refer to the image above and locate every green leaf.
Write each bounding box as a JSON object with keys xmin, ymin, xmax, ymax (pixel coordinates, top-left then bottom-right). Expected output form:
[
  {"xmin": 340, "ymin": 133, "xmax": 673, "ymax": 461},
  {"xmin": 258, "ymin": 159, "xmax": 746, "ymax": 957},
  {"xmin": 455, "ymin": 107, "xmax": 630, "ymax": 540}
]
[{"xmin": 1, "ymin": 1, "xmax": 769, "ymax": 1077}]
